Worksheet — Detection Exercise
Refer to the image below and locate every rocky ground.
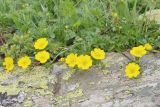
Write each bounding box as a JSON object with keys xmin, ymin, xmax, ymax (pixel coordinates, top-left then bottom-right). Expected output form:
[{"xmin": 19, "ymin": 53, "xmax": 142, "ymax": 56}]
[{"xmin": 0, "ymin": 52, "xmax": 160, "ymax": 107}]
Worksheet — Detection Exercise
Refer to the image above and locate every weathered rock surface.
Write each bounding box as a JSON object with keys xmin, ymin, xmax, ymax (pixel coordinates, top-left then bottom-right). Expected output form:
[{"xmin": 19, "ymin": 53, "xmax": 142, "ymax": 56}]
[
  {"xmin": 0, "ymin": 52, "xmax": 160, "ymax": 107},
  {"xmin": 139, "ymin": 9, "xmax": 160, "ymax": 24},
  {"xmin": 53, "ymin": 52, "xmax": 160, "ymax": 107}
]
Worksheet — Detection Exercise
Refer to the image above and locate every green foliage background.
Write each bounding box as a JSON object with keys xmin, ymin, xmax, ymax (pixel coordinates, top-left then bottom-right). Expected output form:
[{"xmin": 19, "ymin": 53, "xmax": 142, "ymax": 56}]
[{"xmin": 0, "ymin": 0, "xmax": 160, "ymax": 61}]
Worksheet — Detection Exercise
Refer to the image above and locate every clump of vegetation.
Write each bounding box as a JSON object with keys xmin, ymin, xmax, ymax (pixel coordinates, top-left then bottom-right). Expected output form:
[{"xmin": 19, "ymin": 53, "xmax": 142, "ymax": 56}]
[{"xmin": 0, "ymin": 0, "xmax": 160, "ymax": 72}]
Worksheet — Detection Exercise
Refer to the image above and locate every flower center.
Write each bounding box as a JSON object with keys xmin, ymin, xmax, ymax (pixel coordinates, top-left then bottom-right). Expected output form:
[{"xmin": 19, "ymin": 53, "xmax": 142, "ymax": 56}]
[
  {"xmin": 130, "ymin": 68, "xmax": 136, "ymax": 74},
  {"xmin": 39, "ymin": 42, "xmax": 45, "ymax": 47},
  {"xmin": 22, "ymin": 61, "xmax": 27, "ymax": 65},
  {"xmin": 95, "ymin": 52, "xmax": 100, "ymax": 57},
  {"xmin": 82, "ymin": 60, "xmax": 88, "ymax": 66},
  {"xmin": 40, "ymin": 56, "xmax": 45, "ymax": 60}
]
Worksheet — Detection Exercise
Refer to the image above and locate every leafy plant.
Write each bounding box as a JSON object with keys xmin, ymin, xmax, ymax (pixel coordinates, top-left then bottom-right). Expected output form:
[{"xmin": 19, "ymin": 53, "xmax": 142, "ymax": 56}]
[{"xmin": 0, "ymin": 0, "xmax": 159, "ymax": 62}]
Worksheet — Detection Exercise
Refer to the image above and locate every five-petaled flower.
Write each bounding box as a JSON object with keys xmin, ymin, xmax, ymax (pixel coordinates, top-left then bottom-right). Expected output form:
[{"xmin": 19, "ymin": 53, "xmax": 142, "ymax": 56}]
[
  {"xmin": 3, "ymin": 57, "xmax": 14, "ymax": 72},
  {"xmin": 34, "ymin": 38, "xmax": 48, "ymax": 50},
  {"xmin": 91, "ymin": 48, "xmax": 106, "ymax": 60},
  {"xmin": 18, "ymin": 56, "xmax": 31, "ymax": 69},
  {"xmin": 35, "ymin": 50, "xmax": 50, "ymax": 63},
  {"xmin": 144, "ymin": 43, "xmax": 153, "ymax": 51},
  {"xmin": 65, "ymin": 53, "xmax": 78, "ymax": 67},
  {"xmin": 77, "ymin": 55, "xmax": 92, "ymax": 70},
  {"xmin": 130, "ymin": 45, "xmax": 147, "ymax": 58},
  {"xmin": 125, "ymin": 62, "xmax": 141, "ymax": 78},
  {"xmin": 59, "ymin": 57, "xmax": 65, "ymax": 62}
]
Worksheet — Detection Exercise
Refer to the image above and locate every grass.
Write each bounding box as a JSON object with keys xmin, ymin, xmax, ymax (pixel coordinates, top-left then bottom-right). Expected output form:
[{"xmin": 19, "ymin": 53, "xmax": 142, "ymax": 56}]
[{"xmin": 0, "ymin": 0, "xmax": 160, "ymax": 61}]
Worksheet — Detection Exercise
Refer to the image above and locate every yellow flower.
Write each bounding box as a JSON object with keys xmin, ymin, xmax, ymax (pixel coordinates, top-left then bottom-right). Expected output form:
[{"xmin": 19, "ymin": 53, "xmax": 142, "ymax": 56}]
[
  {"xmin": 34, "ymin": 38, "xmax": 48, "ymax": 50},
  {"xmin": 65, "ymin": 53, "xmax": 78, "ymax": 67},
  {"xmin": 18, "ymin": 56, "xmax": 31, "ymax": 69},
  {"xmin": 65, "ymin": 25, "xmax": 69, "ymax": 29},
  {"xmin": 144, "ymin": 43, "xmax": 153, "ymax": 51},
  {"xmin": 3, "ymin": 57, "xmax": 14, "ymax": 72},
  {"xmin": 35, "ymin": 50, "xmax": 50, "ymax": 63},
  {"xmin": 130, "ymin": 45, "xmax": 147, "ymax": 58},
  {"xmin": 77, "ymin": 55, "xmax": 92, "ymax": 70},
  {"xmin": 59, "ymin": 57, "xmax": 65, "ymax": 62},
  {"xmin": 112, "ymin": 12, "xmax": 118, "ymax": 18},
  {"xmin": 125, "ymin": 63, "xmax": 141, "ymax": 78},
  {"xmin": 91, "ymin": 48, "xmax": 106, "ymax": 60}
]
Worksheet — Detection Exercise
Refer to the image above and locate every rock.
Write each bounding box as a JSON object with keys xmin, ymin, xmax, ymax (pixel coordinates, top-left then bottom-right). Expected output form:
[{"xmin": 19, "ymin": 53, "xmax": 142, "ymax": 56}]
[
  {"xmin": 49, "ymin": 63, "xmax": 73, "ymax": 94},
  {"xmin": 50, "ymin": 63, "xmax": 70, "ymax": 76},
  {"xmin": 55, "ymin": 53, "xmax": 160, "ymax": 106},
  {"xmin": 31, "ymin": 94, "xmax": 52, "ymax": 107},
  {"xmin": 0, "ymin": 93, "xmax": 17, "ymax": 106},
  {"xmin": 17, "ymin": 92, "xmax": 26, "ymax": 103},
  {"xmin": 139, "ymin": 9, "xmax": 160, "ymax": 24},
  {"xmin": 22, "ymin": 98, "xmax": 33, "ymax": 107},
  {"xmin": 102, "ymin": 52, "xmax": 130, "ymax": 73},
  {"xmin": 1, "ymin": 53, "xmax": 160, "ymax": 106},
  {"xmin": 0, "ymin": 66, "xmax": 56, "ymax": 106},
  {"xmin": 0, "ymin": 68, "xmax": 4, "ymax": 72},
  {"xmin": 0, "ymin": 92, "xmax": 26, "ymax": 106}
]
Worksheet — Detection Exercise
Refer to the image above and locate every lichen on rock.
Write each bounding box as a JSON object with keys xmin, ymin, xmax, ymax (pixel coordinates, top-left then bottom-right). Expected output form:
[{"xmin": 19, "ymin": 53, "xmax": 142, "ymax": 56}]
[
  {"xmin": 0, "ymin": 66, "xmax": 57, "ymax": 106},
  {"xmin": 54, "ymin": 83, "xmax": 84, "ymax": 105}
]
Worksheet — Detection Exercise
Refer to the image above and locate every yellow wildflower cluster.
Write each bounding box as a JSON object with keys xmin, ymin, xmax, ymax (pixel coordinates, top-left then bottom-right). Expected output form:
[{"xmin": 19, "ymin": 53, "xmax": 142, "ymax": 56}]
[
  {"xmin": 125, "ymin": 43, "xmax": 153, "ymax": 78},
  {"xmin": 34, "ymin": 38, "xmax": 50, "ymax": 64},
  {"xmin": 130, "ymin": 43, "xmax": 153, "ymax": 58},
  {"xmin": 62, "ymin": 48, "xmax": 106, "ymax": 70},
  {"xmin": 2, "ymin": 38, "xmax": 50, "ymax": 72},
  {"xmin": 130, "ymin": 45, "xmax": 147, "ymax": 58},
  {"xmin": 2, "ymin": 36, "xmax": 153, "ymax": 80}
]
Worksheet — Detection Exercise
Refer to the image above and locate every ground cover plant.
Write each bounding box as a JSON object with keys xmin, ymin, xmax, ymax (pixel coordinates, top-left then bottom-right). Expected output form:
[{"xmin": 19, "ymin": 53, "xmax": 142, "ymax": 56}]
[{"xmin": 0, "ymin": 0, "xmax": 160, "ymax": 78}]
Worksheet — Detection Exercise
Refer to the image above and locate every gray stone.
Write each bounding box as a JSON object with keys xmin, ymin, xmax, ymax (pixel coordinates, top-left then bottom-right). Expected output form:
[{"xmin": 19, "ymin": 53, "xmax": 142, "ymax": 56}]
[
  {"xmin": 17, "ymin": 92, "xmax": 26, "ymax": 103},
  {"xmin": 142, "ymin": 9, "xmax": 160, "ymax": 24},
  {"xmin": 50, "ymin": 63, "xmax": 70, "ymax": 76},
  {"xmin": 55, "ymin": 53, "xmax": 160, "ymax": 107},
  {"xmin": 0, "ymin": 68, "xmax": 4, "ymax": 72},
  {"xmin": 0, "ymin": 92, "xmax": 26, "ymax": 106},
  {"xmin": 31, "ymin": 94, "xmax": 52, "ymax": 107},
  {"xmin": 1, "ymin": 52, "xmax": 160, "ymax": 107}
]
